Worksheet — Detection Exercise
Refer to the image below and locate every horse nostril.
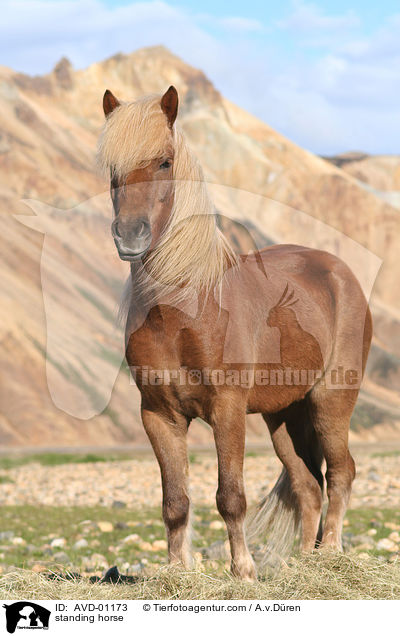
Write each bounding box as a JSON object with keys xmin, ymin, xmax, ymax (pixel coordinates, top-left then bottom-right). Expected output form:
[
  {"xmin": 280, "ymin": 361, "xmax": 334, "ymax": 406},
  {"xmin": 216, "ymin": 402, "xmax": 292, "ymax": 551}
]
[
  {"xmin": 136, "ymin": 220, "xmax": 150, "ymax": 238},
  {"xmin": 111, "ymin": 219, "xmax": 121, "ymax": 238}
]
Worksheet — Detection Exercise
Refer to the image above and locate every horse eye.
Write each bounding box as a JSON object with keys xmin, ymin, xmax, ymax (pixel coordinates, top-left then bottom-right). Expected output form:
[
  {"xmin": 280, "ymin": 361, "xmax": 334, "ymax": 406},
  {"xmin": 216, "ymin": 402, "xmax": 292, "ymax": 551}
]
[{"xmin": 160, "ymin": 160, "xmax": 171, "ymax": 170}]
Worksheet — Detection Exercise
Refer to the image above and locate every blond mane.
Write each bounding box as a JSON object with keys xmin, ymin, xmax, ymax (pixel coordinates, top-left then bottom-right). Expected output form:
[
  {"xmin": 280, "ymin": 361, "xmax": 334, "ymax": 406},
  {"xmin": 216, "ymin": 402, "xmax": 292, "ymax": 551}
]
[{"xmin": 97, "ymin": 94, "xmax": 238, "ymax": 301}]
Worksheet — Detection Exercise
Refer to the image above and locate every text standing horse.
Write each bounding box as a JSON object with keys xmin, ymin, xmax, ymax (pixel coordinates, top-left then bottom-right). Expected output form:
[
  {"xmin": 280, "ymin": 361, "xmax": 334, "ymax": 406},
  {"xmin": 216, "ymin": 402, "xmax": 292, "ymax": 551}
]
[{"xmin": 98, "ymin": 86, "xmax": 372, "ymax": 580}]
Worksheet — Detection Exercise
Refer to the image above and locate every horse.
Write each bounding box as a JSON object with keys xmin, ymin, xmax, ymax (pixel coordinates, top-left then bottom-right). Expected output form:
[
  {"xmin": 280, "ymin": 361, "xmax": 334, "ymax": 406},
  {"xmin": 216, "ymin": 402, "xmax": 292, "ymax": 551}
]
[{"xmin": 97, "ymin": 86, "xmax": 372, "ymax": 580}]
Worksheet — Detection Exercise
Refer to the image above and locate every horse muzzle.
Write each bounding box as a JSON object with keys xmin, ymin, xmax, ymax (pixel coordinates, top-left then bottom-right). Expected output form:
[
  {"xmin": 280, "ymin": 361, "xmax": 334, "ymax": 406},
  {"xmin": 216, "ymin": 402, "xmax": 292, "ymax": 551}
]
[{"xmin": 111, "ymin": 218, "xmax": 152, "ymax": 261}]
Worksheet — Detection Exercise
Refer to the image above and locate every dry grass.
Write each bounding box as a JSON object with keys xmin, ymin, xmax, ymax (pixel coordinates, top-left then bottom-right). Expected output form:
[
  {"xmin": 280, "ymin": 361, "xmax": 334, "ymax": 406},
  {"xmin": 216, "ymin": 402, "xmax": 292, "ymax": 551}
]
[{"xmin": 0, "ymin": 552, "xmax": 399, "ymax": 600}]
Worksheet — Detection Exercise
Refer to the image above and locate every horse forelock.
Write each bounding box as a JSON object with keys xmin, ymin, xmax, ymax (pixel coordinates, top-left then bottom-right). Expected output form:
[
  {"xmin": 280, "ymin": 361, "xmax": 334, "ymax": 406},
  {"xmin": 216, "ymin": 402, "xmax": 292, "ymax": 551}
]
[{"xmin": 97, "ymin": 94, "xmax": 173, "ymax": 178}]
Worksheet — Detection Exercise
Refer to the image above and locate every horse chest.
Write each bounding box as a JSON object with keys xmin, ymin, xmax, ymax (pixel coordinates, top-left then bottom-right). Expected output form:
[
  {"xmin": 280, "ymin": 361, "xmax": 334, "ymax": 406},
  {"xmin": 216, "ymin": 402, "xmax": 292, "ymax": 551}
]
[{"xmin": 126, "ymin": 317, "xmax": 221, "ymax": 419}]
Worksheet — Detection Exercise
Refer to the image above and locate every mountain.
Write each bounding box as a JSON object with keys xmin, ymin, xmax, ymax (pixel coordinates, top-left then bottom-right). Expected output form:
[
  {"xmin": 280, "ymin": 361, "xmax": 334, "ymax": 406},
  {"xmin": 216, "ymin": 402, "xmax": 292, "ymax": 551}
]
[{"xmin": 0, "ymin": 46, "xmax": 399, "ymax": 447}]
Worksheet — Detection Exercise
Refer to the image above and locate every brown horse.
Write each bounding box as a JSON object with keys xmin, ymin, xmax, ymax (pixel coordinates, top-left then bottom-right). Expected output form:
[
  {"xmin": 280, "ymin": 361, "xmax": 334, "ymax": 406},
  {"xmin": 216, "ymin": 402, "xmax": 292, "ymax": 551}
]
[{"xmin": 98, "ymin": 86, "xmax": 372, "ymax": 580}]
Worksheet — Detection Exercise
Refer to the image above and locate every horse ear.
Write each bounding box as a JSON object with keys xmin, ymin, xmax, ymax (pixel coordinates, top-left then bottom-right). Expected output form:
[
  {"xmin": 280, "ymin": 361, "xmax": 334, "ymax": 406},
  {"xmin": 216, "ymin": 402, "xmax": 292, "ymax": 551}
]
[
  {"xmin": 161, "ymin": 86, "xmax": 178, "ymax": 128},
  {"xmin": 103, "ymin": 90, "xmax": 120, "ymax": 117}
]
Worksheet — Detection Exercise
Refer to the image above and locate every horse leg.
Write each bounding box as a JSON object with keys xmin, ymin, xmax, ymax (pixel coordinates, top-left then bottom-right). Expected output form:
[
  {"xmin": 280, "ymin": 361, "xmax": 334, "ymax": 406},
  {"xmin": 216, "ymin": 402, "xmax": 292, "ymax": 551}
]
[
  {"xmin": 212, "ymin": 403, "xmax": 256, "ymax": 580},
  {"xmin": 264, "ymin": 403, "xmax": 324, "ymax": 552},
  {"xmin": 309, "ymin": 388, "xmax": 356, "ymax": 549},
  {"xmin": 141, "ymin": 408, "xmax": 191, "ymax": 567}
]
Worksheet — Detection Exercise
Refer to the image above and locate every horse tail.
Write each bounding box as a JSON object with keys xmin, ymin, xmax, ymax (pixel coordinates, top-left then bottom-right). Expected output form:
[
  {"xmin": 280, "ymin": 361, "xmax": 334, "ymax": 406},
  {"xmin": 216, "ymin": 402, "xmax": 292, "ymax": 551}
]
[
  {"xmin": 245, "ymin": 467, "xmax": 300, "ymax": 570},
  {"xmin": 246, "ymin": 409, "xmax": 323, "ymax": 571}
]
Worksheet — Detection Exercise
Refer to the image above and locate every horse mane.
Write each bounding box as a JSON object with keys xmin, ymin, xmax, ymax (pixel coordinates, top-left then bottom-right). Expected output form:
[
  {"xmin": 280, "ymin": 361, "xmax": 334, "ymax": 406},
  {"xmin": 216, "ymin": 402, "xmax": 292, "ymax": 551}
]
[{"xmin": 97, "ymin": 94, "xmax": 238, "ymax": 304}]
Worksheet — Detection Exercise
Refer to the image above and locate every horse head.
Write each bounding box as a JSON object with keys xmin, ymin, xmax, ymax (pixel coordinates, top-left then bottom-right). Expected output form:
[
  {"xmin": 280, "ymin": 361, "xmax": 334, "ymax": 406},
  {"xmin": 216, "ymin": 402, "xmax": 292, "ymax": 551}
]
[{"xmin": 99, "ymin": 86, "xmax": 178, "ymax": 262}]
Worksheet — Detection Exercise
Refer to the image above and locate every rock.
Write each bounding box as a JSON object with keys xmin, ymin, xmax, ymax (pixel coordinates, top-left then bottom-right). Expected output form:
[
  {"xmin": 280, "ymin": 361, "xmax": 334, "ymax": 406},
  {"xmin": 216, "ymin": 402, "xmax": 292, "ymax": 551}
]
[
  {"xmin": 97, "ymin": 521, "xmax": 113, "ymax": 533},
  {"xmin": 53, "ymin": 551, "xmax": 69, "ymax": 563},
  {"xmin": 127, "ymin": 563, "xmax": 143, "ymax": 574},
  {"xmin": 122, "ymin": 534, "xmax": 140, "ymax": 544},
  {"xmin": 115, "ymin": 522, "xmax": 128, "ymax": 530},
  {"xmin": 203, "ymin": 540, "xmax": 229, "ymax": 560},
  {"xmin": 367, "ymin": 529, "xmax": 377, "ymax": 536},
  {"xmin": 41, "ymin": 546, "xmax": 53, "ymax": 556},
  {"xmin": 352, "ymin": 535, "xmax": 375, "ymax": 548},
  {"xmin": 83, "ymin": 553, "xmax": 109, "ymax": 570},
  {"xmin": 355, "ymin": 543, "xmax": 373, "ymax": 551},
  {"xmin": 138, "ymin": 541, "xmax": 153, "ymax": 551},
  {"xmin": 73, "ymin": 539, "xmax": 88, "ymax": 550},
  {"xmin": 11, "ymin": 537, "xmax": 26, "ymax": 546},
  {"xmin": 152, "ymin": 539, "xmax": 167, "ymax": 551},
  {"xmin": 50, "ymin": 538, "xmax": 66, "ymax": 549},
  {"xmin": 377, "ymin": 538, "xmax": 398, "ymax": 552},
  {"xmin": 0, "ymin": 531, "xmax": 14, "ymax": 541},
  {"xmin": 367, "ymin": 471, "xmax": 381, "ymax": 482},
  {"xmin": 209, "ymin": 520, "xmax": 224, "ymax": 530},
  {"xmin": 25, "ymin": 544, "xmax": 37, "ymax": 554},
  {"xmin": 388, "ymin": 532, "xmax": 400, "ymax": 543},
  {"xmin": 384, "ymin": 522, "xmax": 400, "ymax": 531},
  {"xmin": 112, "ymin": 500, "xmax": 126, "ymax": 509}
]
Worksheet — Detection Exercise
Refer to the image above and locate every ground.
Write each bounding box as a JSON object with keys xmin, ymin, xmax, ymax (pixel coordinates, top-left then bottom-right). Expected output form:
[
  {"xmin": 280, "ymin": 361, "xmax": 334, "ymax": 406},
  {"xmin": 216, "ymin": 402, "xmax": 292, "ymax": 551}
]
[{"xmin": 0, "ymin": 444, "xmax": 399, "ymax": 599}]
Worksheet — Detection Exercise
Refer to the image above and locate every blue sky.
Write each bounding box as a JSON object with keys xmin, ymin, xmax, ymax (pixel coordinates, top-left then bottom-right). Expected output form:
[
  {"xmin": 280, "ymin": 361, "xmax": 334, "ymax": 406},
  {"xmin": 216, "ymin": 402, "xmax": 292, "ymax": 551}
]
[{"xmin": 1, "ymin": 0, "xmax": 399, "ymax": 154}]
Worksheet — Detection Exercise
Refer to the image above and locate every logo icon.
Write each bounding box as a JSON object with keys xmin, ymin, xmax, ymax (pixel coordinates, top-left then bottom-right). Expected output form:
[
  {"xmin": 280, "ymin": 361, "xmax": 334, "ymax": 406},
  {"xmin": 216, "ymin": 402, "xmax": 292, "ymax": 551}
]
[{"xmin": 3, "ymin": 602, "xmax": 51, "ymax": 633}]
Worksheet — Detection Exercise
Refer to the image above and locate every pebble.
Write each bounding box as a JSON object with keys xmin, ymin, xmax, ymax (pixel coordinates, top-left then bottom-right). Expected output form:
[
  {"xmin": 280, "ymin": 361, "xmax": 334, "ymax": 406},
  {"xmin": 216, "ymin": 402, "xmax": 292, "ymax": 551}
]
[
  {"xmin": 384, "ymin": 522, "xmax": 400, "ymax": 531},
  {"xmin": 0, "ymin": 452, "xmax": 397, "ymax": 511},
  {"xmin": 377, "ymin": 538, "xmax": 398, "ymax": 552},
  {"xmin": 138, "ymin": 541, "xmax": 153, "ymax": 551},
  {"xmin": 0, "ymin": 531, "xmax": 14, "ymax": 541},
  {"xmin": 209, "ymin": 520, "xmax": 224, "ymax": 530},
  {"xmin": 112, "ymin": 500, "xmax": 126, "ymax": 509},
  {"xmin": 122, "ymin": 534, "xmax": 140, "ymax": 544},
  {"xmin": 52, "ymin": 551, "xmax": 69, "ymax": 563},
  {"xmin": 204, "ymin": 540, "xmax": 230, "ymax": 560},
  {"xmin": 97, "ymin": 521, "xmax": 113, "ymax": 533},
  {"xmin": 352, "ymin": 535, "xmax": 375, "ymax": 547},
  {"xmin": 73, "ymin": 539, "xmax": 88, "ymax": 550},
  {"xmin": 128, "ymin": 563, "xmax": 143, "ymax": 574},
  {"xmin": 50, "ymin": 538, "xmax": 66, "ymax": 548},
  {"xmin": 83, "ymin": 553, "xmax": 109, "ymax": 570},
  {"xmin": 388, "ymin": 532, "xmax": 400, "ymax": 543},
  {"xmin": 152, "ymin": 540, "xmax": 167, "ymax": 551},
  {"xmin": 11, "ymin": 537, "xmax": 26, "ymax": 546}
]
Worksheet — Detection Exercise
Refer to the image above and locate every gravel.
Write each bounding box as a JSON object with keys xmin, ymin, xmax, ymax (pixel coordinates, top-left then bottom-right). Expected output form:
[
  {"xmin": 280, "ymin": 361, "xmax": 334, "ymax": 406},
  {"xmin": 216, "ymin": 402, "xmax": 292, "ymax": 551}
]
[{"xmin": 0, "ymin": 450, "xmax": 398, "ymax": 510}]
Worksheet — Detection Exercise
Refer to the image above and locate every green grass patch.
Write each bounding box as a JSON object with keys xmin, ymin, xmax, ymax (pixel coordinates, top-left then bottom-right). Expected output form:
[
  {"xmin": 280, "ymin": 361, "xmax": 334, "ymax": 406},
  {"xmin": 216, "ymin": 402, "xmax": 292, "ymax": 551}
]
[
  {"xmin": 0, "ymin": 504, "xmax": 398, "ymax": 576},
  {"xmin": 371, "ymin": 450, "xmax": 400, "ymax": 458},
  {"xmin": 0, "ymin": 476, "xmax": 14, "ymax": 484},
  {"xmin": 0, "ymin": 505, "xmax": 227, "ymax": 572},
  {"xmin": 0, "ymin": 453, "xmax": 133, "ymax": 470}
]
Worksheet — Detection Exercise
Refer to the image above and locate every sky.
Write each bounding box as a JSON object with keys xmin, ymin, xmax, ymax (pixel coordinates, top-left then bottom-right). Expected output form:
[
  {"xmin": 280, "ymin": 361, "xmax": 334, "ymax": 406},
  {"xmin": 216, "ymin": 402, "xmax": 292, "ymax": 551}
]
[{"xmin": 1, "ymin": 0, "xmax": 399, "ymax": 155}]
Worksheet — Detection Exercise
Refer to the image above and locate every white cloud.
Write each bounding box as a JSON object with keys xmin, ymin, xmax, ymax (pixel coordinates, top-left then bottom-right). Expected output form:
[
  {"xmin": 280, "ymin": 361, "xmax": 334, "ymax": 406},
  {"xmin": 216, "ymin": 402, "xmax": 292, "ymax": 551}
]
[{"xmin": 278, "ymin": 1, "xmax": 360, "ymax": 34}]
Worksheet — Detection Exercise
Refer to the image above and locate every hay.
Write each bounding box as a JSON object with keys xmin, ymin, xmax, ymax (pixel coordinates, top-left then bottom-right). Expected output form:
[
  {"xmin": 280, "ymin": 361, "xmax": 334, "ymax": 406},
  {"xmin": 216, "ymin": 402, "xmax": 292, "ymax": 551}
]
[{"xmin": 0, "ymin": 552, "xmax": 399, "ymax": 600}]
